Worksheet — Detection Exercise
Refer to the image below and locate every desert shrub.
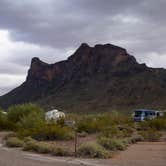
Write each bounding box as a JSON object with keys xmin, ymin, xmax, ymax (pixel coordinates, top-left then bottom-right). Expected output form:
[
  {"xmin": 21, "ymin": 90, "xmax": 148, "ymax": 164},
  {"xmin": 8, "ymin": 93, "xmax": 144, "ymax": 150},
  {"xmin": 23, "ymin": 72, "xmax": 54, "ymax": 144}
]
[
  {"xmin": 76, "ymin": 112, "xmax": 133, "ymax": 134},
  {"xmin": 16, "ymin": 110, "xmax": 73, "ymax": 141},
  {"xmin": 16, "ymin": 108, "xmax": 72, "ymax": 141},
  {"xmin": 32, "ymin": 122, "xmax": 74, "ymax": 141},
  {"xmin": 7, "ymin": 103, "xmax": 44, "ymax": 124},
  {"xmin": 35, "ymin": 143, "xmax": 53, "ymax": 154},
  {"xmin": 98, "ymin": 137, "xmax": 128, "ymax": 151},
  {"xmin": 104, "ymin": 111, "xmax": 133, "ymax": 125},
  {"xmin": 101, "ymin": 126, "xmax": 121, "ymax": 138},
  {"xmin": 18, "ymin": 110, "xmax": 45, "ymax": 129},
  {"xmin": 121, "ymin": 137, "xmax": 133, "ymax": 145},
  {"xmin": 75, "ymin": 113, "xmax": 110, "ymax": 133},
  {"xmin": 130, "ymin": 134, "xmax": 144, "ymax": 143},
  {"xmin": 24, "ymin": 136, "xmax": 34, "ymax": 142},
  {"xmin": 23, "ymin": 139, "xmax": 52, "ymax": 153},
  {"xmin": 78, "ymin": 131, "xmax": 88, "ymax": 137},
  {"xmin": 6, "ymin": 137, "xmax": 24, "ymax": 147},
  {"xmin": 23, "ymin": 138, "xmax": 68, "ymax": 156},
  {"xmin": 18, "ymin": 121, "xmax": 73, "ymax": 141},
  {"xmin": 0, "ymin": 109, "xmax": 6, "ymax": 128},
  {"xmin": 51, "ymin": 147, "xmax": 69, "ymax": 156},
  {"xmin": 148, "ymin": 118, "xmax": 166, "ymax": 130},
  {"xmin": 16, "ymin": 109, "xmax": 46, "ymax": 139},
  {"xmin": 99, "ymin": 126, "xmax": 132, "ymax": 139},
  {"xmin": 139, "ymin": 129, "xmax": 162, "ymax": 142},
  {"xmin": 3, "ymin": 132, "xmax": 17, "ymax": 140},
  {"xmin": 77, "ymin": 117, "xmax": 100, "ymax": 133},
  {"xmin": 78, "ymin": 142, "xmax": 110, "ymax": 158},
  {"xmin": 117, "ymin": 125, "xmax": 135, "ymax": 137},
  {"xmin": 138, "ymin": 116, "xmax": 166, "ymax": 131},
  {"xmin": 138, "ymin": 121, "xmax": 150, "ymax": 130},
  {"xmin": 56, "ymin": 117, "xmax": 65, "ymax": 127},
  {"xmin": 18, "ymin": 124, "xmax": 74, "ymax": 141},
  {"xmin": 0, "ymin": 109, "xmax": 13, "ymax": 130}
]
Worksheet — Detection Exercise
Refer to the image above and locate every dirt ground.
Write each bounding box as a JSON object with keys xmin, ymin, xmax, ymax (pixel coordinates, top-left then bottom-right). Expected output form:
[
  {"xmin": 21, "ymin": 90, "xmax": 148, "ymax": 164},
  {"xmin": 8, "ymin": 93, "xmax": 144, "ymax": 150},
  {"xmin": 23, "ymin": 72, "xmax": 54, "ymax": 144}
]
[
  {"xmin": 0, "ymin": 132, "xmax": 165, "ymax": 166},
  {"xmin": 47, "ymin": 133, "xmax": 97, "ymax": 153},
  {"xmin": 110, "ymin": 141, "xmax": 166, "ymax": 166}
]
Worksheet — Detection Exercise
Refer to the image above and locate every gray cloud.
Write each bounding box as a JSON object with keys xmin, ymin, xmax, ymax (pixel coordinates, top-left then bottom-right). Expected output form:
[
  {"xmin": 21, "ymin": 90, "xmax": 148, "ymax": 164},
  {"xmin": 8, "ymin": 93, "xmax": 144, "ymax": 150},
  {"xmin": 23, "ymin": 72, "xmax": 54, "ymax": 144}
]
[{"xmin": 0, "ymin": 0, "xmax": 166, "ymax": 94}]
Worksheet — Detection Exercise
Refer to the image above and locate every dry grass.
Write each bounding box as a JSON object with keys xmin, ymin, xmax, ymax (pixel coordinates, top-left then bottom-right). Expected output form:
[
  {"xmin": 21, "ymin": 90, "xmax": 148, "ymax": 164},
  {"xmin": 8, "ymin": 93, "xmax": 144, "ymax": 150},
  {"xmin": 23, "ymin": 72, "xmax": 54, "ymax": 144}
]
[
  {"xmin": 78, "ymin": 142, "xmax": 110, "ymax": 158},
  {"xmin": 6, "ymin": 137, "xmax": 24, "ymax": 147}
]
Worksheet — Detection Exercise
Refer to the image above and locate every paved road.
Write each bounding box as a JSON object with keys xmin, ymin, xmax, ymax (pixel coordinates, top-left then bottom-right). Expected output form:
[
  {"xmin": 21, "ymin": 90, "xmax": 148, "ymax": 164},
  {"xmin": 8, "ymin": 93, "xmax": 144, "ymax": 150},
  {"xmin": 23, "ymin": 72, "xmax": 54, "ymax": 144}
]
[{"xmin": 0, "ymin": 132, "xmax": 165, "ymax": 166}]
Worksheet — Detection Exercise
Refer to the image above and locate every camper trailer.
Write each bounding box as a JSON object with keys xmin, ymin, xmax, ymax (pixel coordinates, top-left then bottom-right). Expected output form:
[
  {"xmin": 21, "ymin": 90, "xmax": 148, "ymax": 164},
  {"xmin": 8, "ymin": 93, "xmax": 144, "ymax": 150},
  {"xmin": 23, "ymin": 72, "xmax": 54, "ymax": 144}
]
[
  {"xmin": 45, "ymin": 109, "xmax": 65, "ymax": 122},
  {"xmin": 133, "ymin": 109, "xmax": 157, "ymax": 122}
]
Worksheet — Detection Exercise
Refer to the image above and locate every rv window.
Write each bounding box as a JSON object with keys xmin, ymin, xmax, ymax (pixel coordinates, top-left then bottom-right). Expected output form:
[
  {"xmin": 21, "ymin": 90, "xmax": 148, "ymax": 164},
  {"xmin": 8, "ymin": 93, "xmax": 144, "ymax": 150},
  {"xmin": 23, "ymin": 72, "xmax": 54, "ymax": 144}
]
[
  {"xmin": 134, "ymin": 111, "xmax": 142, "ymax": 117},
  {"xmin": 145, "ymin": 112, "xmax": 149, "ymax": 116}
]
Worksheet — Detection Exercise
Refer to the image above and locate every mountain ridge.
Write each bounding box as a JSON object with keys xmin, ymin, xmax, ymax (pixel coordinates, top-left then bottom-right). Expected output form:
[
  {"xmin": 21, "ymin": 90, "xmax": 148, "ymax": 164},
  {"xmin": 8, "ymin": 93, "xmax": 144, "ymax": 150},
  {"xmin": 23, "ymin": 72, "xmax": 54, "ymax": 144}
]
[{"xmin": 1, "ymin": 43, "xmax": 166, "ymax": 112}]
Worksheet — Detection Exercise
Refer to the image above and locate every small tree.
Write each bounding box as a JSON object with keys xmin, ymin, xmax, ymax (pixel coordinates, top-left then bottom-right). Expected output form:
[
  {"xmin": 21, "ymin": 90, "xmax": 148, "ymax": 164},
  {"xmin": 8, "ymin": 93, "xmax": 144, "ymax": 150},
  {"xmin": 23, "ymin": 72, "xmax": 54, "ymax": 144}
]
[
  {"xmin": 0, "ymin": 108, "xmax": 12, "ymax": 130},
  {"xmin": 7, "ymin": 103, "xmax": 44, "ymax": 123}
]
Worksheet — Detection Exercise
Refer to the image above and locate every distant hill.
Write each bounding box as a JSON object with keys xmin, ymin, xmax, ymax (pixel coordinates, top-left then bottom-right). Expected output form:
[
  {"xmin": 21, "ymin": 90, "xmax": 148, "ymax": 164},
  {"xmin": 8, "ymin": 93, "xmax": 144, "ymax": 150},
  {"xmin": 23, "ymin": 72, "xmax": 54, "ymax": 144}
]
[{"xmin": 1, "ymin": 43, "xmax": 166, "ymax": 112}]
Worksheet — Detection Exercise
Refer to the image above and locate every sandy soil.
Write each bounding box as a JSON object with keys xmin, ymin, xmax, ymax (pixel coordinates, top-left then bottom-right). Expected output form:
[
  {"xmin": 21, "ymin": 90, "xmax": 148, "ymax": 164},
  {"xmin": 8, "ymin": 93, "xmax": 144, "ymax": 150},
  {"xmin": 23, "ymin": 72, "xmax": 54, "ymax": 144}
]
[
  {"xmin": 0, "ymin": 132, "xmax": 165, "ymax": 166},
  {"xmin": 110, "ymin": 142, "xmax": 166, "ymax": 166}
]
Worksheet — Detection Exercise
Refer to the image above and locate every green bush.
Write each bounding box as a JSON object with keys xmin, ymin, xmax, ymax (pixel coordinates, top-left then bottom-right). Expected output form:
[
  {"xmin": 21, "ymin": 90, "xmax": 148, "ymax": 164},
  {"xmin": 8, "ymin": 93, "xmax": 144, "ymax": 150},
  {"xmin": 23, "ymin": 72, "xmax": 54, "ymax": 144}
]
[
  {"xmin": 138, "ymin": 116, "xmax": 166, "ymax": 131},
  {"xmin": 17, "ymin": 110, "xmax": 45, "ymax": 138},
  {"xmin": 78, "ymin": 142, "xmax": 110, "ymax": 158},
  {"xmin": 23, "ymin": 138, "xmax": 69, "ymax": 156},
  {"xmin": 0, "ymin": 109, "xmax": 6, "ymax": 128},
  {"xmin": 139, "ymin": 129, "xmax": 162, "ymax": 142},
  {"xmin": 76, "ymin": 112, "xmax": 133, "ymax": 134},
  {"xmin": 0, "ymin": 109, "xmax": 13, "ymax": 130},
  {"xmin": 23, "ymin": 139, "xmax": 52, "ymax": 153},
  {"xmin": 98, "ymin": 137, "xmax": 128, "ymax": 151},
  {"xmin": 117, "ymin": 125, "xmax": 135, "ymax": 137},
  {"xmin": 18, "ymin": 121, "xmax": 74, "ymax": 141},
  {"xmin": 7, "ymin": 103, "xmax": 44, "ymax": 124},
  {"xmin": 6, "ymin": 137, "xmax": 24, "ymax": 147},
  {"xmin": 16, "ymin": 108, "xmax": 46, "ymax": 139},
  {"xmin": 99, "ymin": 126, "xmax": 124, "ymax": 138},
  {"xmin": 78, "ymin": 132, "xmax": 88, "ymax": 137},
  {"xmin": 130, "ymin": 135, "xmax": 144, "ymax": 143},
  {"xmin": 76, "ymin": 117, "xmax": 100, "ymax": 133},
  {"xmin": 148, "ymin": 118, "xmax": 166, "ymax": 130},
  {"xmin": 31, "ymin": 122, "xmax": 74, "ymax": 141},
  {"xmin": 3, "ymin": 104, "xmax": 72, "ymax": 141},
  {"xmin": 51, "ymin": 147, "xmax": 69, "ymax": 156},
  {"xmin": 121, "ymin": 138, "xmax": 132, "ymax": 145},
  {"xmin": 3, "ymin": 132, "xmax": 17, "ymax": 140}
]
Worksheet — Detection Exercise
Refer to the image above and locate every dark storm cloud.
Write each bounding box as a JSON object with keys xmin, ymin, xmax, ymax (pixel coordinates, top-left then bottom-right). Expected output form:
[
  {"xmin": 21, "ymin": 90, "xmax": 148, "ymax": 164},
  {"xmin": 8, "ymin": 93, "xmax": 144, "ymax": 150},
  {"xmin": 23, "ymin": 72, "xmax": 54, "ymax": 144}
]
[
  {"xmin": 0, "ymin": 0, "xmax": 165, "ymax": 54},
  {"xmin": 0, "ymin": 0, "xmax": 166, "ymax": 95},
  {"xmin": 0, "ymin": 0, "xmax": 148, "ymax": 48}
]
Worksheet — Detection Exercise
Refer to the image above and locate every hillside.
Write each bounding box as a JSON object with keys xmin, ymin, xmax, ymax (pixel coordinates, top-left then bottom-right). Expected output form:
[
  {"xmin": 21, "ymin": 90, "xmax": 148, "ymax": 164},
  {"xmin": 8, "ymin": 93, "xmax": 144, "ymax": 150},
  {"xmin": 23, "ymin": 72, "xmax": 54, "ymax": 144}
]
[{"xmin": 1, "ymin": 43, "xmax": 166, "ymax": 112}]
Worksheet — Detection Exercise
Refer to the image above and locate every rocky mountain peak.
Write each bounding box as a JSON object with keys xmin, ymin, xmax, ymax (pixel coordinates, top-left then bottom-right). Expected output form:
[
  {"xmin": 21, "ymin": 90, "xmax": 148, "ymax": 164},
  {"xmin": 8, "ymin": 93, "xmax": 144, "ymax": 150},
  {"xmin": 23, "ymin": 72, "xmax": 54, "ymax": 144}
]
[
  {"xmin": 27, "ymin": 43, "xmax": 140, "ymax": 82},
  {"xmin": 1, "ymin": 43, "xmax": 163, "ymax": 111},
  {"xmin": 30, "ymin": 57, "xmax": 48, "ymax": 68}
]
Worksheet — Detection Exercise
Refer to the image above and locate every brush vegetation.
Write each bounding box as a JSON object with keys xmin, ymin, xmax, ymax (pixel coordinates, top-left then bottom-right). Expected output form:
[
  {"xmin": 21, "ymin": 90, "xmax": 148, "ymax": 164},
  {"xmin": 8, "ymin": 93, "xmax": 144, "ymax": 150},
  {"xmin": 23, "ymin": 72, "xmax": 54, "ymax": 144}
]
[
  {"xmin": 0, "ymin": 103, "xmax": 166, "ymax": 158},
  {"xmin": 78, "ymin": 142, "xmax": 110, "ymax": 158},
  {"xmin": 6, "ymin": 137, "xmax": 24, "ymax": 147}
]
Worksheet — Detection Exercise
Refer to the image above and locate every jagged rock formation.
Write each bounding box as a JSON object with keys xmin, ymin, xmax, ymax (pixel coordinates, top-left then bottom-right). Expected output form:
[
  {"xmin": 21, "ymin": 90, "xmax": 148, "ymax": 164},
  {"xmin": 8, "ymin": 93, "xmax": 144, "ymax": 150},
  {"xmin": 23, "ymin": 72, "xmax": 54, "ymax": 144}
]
[{"xmin": 1, "ymin": 43, "xmax": 166, "ymax": 112}]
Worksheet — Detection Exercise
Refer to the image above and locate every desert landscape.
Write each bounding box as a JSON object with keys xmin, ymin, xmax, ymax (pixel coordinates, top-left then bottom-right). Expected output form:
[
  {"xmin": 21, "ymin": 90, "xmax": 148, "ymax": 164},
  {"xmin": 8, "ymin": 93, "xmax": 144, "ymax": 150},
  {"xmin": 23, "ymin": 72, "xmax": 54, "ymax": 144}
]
[{"xmin": 0, "ymin": 0, "xmax": 166, "ymax": 165}]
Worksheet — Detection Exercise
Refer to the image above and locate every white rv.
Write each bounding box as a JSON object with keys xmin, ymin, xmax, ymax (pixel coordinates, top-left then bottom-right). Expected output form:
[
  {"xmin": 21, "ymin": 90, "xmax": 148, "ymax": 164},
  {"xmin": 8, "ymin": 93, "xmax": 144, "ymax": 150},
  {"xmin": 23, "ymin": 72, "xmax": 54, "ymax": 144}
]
[
  {"xmin": 45, "ymin": 109, "xmax": 65, "ymax": 122},
  {"xmin": 133, "ymin": 109, "xmax": 158, "ymax": 122}
]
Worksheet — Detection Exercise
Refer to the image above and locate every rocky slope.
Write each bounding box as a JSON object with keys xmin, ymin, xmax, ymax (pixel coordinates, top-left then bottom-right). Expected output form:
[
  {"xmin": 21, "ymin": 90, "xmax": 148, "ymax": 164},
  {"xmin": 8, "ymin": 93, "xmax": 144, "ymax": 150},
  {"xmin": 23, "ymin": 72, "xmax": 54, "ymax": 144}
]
[{"xmin": 1, "ymin": 43, "xmax": 166, "ymax": 112}]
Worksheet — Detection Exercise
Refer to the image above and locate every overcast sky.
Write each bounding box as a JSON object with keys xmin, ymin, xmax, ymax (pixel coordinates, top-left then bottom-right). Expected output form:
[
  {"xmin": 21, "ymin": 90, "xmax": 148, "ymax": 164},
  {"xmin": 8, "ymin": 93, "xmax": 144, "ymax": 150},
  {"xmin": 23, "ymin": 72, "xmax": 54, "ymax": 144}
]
[{"xmin": 0, "ymin": 0, "xmax": 166, "ymax": 95}]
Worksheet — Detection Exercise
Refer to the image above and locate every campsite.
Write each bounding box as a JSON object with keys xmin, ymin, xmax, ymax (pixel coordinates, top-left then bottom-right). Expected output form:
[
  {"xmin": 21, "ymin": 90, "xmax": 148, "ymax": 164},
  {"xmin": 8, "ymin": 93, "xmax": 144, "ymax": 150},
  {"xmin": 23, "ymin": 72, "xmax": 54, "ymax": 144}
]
[
  {"xmin": 0, "ymin": 0, "xmax": 166, "ymax": 165},
  {"xmin": 0, "ymin": 104, "xmax": 165, "ymax": 159}
]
